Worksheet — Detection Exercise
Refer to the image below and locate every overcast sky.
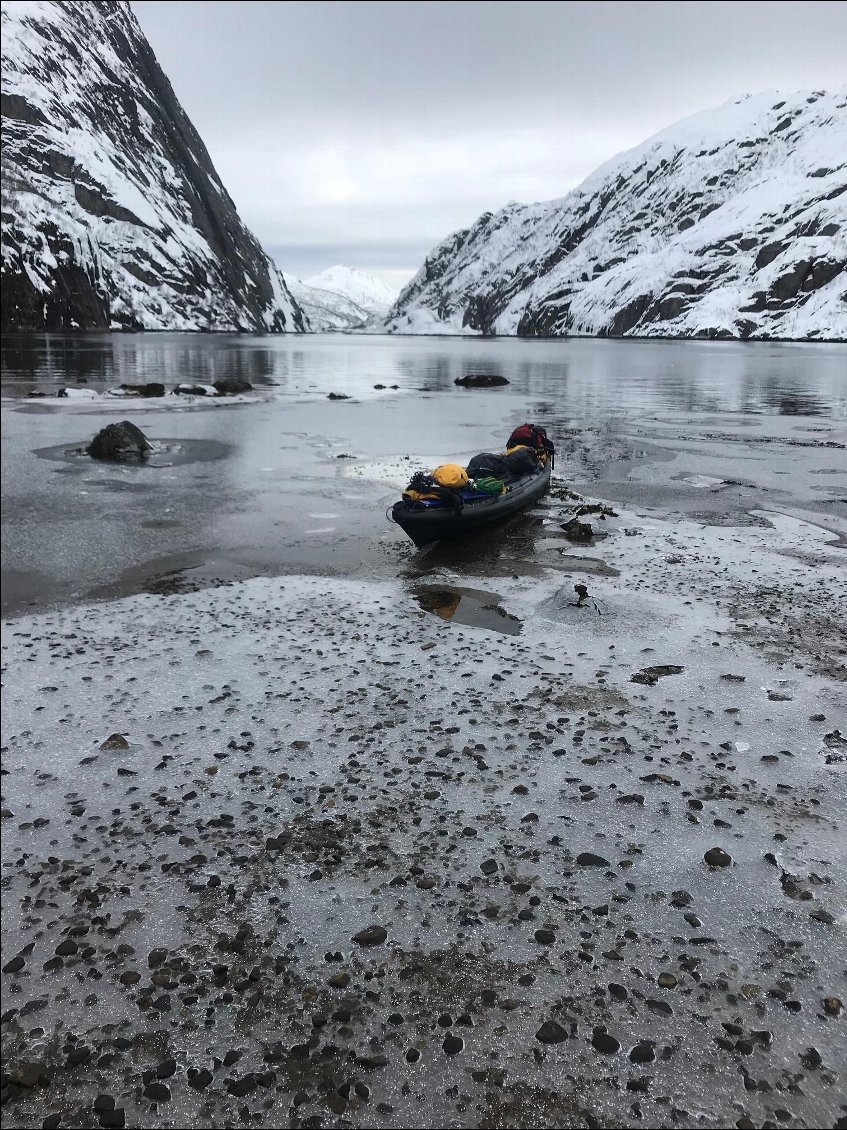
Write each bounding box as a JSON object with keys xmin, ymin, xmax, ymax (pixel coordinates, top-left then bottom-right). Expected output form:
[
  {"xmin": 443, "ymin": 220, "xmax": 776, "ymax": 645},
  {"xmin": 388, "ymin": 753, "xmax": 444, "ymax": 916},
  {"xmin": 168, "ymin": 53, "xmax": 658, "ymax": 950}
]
[{"xmin": 132, "ymin": 0, "xmax": 846, "ymax": 290}]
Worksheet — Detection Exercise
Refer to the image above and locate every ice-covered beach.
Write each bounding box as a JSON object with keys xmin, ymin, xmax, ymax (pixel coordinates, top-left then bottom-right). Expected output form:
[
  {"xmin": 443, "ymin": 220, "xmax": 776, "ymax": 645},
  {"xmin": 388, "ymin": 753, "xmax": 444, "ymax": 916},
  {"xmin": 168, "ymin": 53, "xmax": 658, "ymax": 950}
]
[{"xmin": 2, "ymin": 334, "xmax": 846, "ymax": 1128}]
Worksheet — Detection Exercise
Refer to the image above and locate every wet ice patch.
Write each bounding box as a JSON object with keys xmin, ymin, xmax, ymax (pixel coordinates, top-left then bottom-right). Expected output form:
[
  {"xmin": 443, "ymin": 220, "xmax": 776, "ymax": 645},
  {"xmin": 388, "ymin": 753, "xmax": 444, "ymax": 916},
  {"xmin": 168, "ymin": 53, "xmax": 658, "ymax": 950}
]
[
  {"xmin": 674, "ymin": 473, "xmax": 727, "ymax": 488},
  {"xmin": 344, "ymin": 457, "xmax": 445, "ymax": 490}
]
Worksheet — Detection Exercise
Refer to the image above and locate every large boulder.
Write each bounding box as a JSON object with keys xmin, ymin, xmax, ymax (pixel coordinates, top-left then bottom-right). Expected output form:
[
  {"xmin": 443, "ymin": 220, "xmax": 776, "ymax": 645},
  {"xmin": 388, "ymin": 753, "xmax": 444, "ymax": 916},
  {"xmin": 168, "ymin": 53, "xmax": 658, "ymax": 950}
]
[{"xmin": 87, "ymin": 421, "xmax": 151, "ymax": 462}]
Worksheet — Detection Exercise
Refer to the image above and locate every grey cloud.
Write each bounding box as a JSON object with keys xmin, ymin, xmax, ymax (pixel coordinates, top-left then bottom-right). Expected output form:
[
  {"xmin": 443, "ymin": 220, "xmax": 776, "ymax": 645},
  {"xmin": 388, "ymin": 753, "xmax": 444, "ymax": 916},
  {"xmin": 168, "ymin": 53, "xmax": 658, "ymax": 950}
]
[{"xmin": 269, "ymin": 242, "xmax": 430, "ymax": 284}]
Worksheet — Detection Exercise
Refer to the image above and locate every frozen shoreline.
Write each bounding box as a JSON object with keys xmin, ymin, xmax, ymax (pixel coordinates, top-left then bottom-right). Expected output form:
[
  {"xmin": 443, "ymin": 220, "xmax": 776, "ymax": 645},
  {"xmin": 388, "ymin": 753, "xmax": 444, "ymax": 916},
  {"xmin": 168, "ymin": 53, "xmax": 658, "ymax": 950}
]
[{"xmin": 2, "ymin": 493, "xmax": 845, "ymax": 1129}]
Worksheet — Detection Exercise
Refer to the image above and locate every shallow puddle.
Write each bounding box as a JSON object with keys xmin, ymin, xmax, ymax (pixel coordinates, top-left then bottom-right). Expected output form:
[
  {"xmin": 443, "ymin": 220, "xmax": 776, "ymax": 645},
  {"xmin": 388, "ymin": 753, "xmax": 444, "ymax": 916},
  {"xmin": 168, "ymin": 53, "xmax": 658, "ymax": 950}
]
[{"xmin": 412, "ymin": 585, "xmax": 522, "ymax": 634}]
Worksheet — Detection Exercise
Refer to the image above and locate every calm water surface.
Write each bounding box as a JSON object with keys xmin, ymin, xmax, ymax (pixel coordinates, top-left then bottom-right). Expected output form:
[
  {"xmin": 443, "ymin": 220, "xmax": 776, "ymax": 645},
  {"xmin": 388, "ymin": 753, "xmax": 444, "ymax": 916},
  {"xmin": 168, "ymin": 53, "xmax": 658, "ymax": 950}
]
[
  {"xmin": 2, "ymin": 333, "xmax": 845, "ymax": 616},
  {"xmin": 2, "ymin": 331, "xmax": 845, "ymax": 414}
]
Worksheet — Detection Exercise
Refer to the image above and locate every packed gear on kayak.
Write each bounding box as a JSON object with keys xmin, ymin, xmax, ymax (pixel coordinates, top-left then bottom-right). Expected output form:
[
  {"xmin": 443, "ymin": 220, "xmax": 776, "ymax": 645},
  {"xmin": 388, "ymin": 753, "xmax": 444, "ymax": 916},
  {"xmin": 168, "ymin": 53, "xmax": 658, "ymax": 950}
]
[
  {"xmin": 432, "ymin": 464, "xmax": 470, "ymax": 489},
  {"xmin": 507, "ymin": 423, "xmax": 555, "ymax": 460},
  {"xmin": 466, "ymin": 447, "xmax": 538, "ymax": 479},
  {"xmin": 391, "ymin": 423, "xmax": 555, "ymax": 547}
]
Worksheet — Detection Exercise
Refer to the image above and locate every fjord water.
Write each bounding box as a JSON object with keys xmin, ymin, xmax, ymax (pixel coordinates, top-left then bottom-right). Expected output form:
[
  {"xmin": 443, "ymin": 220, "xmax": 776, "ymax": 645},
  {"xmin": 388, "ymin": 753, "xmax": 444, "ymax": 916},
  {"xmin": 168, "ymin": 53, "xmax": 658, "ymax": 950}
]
[{"xmin": 2, "ymin": 333, "xmax": 845, "ymax": 616}]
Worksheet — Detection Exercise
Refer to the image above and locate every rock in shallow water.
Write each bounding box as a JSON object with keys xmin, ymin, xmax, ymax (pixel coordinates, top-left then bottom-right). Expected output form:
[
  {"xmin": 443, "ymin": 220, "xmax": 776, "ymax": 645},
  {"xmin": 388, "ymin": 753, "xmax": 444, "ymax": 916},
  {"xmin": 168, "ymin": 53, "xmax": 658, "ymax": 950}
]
[{"xmin": 87, "ymin": 421, "xmax": 151, "ymax": 462}]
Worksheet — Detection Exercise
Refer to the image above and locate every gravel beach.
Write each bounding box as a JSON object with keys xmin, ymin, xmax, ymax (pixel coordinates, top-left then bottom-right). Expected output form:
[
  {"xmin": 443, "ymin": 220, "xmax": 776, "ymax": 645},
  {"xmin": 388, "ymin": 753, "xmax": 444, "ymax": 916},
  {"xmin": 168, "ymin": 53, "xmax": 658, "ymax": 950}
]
[{"xmin": 2, "ymin": 474, "xmax": 845, "ymax": 1129}]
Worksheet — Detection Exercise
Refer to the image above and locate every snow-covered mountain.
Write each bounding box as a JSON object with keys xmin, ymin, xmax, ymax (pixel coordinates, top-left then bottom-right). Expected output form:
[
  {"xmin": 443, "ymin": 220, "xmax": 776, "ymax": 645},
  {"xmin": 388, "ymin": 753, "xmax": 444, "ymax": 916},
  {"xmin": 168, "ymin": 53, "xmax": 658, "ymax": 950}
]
[
  {"xmin": 282, "ymin": 273, "xmax": 372, "ymax": 332},
  {"xmin": 305, "ymin": 265, "xmax": 397, "ymax": 316},
  {"xmin": 385, "ymin": 90, "xmax": 846, "ymax": 341},
  {"xmin": 283, "ymin": 265, "xmax": 398, "ymax": 331},
  {"xmin": 1, "ymin": 0, "xmax": 305, "ymax": 333}
]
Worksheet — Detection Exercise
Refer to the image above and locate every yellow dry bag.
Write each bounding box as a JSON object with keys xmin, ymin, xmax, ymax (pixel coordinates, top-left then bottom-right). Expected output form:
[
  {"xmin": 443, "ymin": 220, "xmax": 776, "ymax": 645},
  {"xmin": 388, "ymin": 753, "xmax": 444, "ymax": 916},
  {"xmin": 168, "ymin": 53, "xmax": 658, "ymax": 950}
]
[{"xmin": 432, "ymin": 464, "xmax": 469, "ymax": 489}]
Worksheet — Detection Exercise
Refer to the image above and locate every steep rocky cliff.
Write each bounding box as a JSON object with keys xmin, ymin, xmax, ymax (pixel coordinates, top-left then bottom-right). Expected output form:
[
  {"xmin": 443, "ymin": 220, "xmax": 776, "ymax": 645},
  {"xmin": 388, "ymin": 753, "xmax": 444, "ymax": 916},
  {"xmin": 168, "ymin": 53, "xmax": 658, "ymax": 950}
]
[
  {"xmin": 1, "ymin": 0, "xmax": 305, "ymax": 332},
  {"xmin": 386, "ymin": 90, "xmax": 846, "ymax": 340}
]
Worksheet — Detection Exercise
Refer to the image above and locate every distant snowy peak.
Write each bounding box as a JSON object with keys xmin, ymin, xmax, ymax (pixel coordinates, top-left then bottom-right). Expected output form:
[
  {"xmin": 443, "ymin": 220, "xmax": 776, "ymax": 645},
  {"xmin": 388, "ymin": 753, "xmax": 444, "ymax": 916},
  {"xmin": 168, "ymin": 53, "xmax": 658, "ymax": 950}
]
[
  {"xmin": 283, "ymin": 273, "xmax": 370, "ymax": 332},
  {"xmin": 304, "ymin": 266, "xmax": 397, "ymax": 316},
  {"xmin": 285, "ymin": 265, "xmax": 398, "ymax": 331},
  {"xmin": 1, "ymin": 0, "xmax": 304, "ymax": 332},
  {"xmin": 386, "ymin": 89, "xmax": 847, "ymax": 341}
]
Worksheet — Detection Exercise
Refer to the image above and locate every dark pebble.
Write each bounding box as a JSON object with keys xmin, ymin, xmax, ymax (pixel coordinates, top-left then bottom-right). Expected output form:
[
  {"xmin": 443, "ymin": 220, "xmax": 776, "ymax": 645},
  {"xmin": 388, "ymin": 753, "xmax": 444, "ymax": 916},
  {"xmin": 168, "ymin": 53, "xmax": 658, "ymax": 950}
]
[
  {"xmin": 592, "ymin": 1027, "xmax": 620, "ymax": 1054},
  {"xmin": 536, "ymin": 1020, "xmax": 568, "ymax": 1044},
  {"xmin": 143, "ymin": 1082, "xmax": 170, "ymax": 1102},
  {"xmin": 99, "ymin": 1113, "xmax": 125, "ymax": 1130},
  {"xmin": 352, "ymin": 925, "xmax": 387, "ymax": 946},
  {"xmin": 647, "ymin": 999, "xmax": 673, "ymax": 1015},
  {"xmin": 576, "ymin": 852, "xmax": 611, "ymax": 867},
  {"xmin": 357, "ymin": 1053, "xmax": 389, "ymax": 1069},
  {"xmin": 800, "ymin": 1046, "xmax": 822, "ymax": 1069},
  {"xmin": 226, "ymin": 1074, "xmax": 256, "ymax": 1096}
]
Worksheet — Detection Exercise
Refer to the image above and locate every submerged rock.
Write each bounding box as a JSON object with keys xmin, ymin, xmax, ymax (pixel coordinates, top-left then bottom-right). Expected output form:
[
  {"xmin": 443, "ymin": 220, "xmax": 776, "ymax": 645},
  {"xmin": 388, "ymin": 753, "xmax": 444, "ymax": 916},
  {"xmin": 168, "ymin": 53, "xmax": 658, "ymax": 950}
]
[{"xmin": 454, "ymin": 374, "xmax": 509, "ymax": 387}]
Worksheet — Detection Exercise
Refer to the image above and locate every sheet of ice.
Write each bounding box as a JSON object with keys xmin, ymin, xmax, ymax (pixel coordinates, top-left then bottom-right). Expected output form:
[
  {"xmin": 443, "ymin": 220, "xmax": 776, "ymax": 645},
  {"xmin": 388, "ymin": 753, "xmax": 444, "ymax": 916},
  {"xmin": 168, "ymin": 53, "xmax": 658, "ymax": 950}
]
[{"xmin": 2, "ymin": 485, "xmax": 845, "ymax": 1129}]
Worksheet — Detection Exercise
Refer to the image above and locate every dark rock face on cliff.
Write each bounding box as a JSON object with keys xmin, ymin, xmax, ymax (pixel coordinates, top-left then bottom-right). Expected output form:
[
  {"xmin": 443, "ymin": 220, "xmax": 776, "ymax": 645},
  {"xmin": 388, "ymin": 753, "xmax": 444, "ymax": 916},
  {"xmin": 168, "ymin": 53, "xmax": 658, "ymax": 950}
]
[
  {"xmin": 1, "ymin": 1, "xmax": 305, "ymax": 333},
  {"xmin": 385, "ymin": 89, "xmax": 846, "ymax": 341}
]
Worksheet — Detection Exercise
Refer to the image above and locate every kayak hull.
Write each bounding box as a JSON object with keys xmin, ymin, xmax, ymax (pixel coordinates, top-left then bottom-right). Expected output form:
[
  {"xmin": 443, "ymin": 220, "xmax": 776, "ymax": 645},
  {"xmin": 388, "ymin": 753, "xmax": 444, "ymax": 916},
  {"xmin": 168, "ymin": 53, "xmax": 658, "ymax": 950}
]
[{"xmin": 391, "ymin": 462, "xmax": 552, "ymax": 548}]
